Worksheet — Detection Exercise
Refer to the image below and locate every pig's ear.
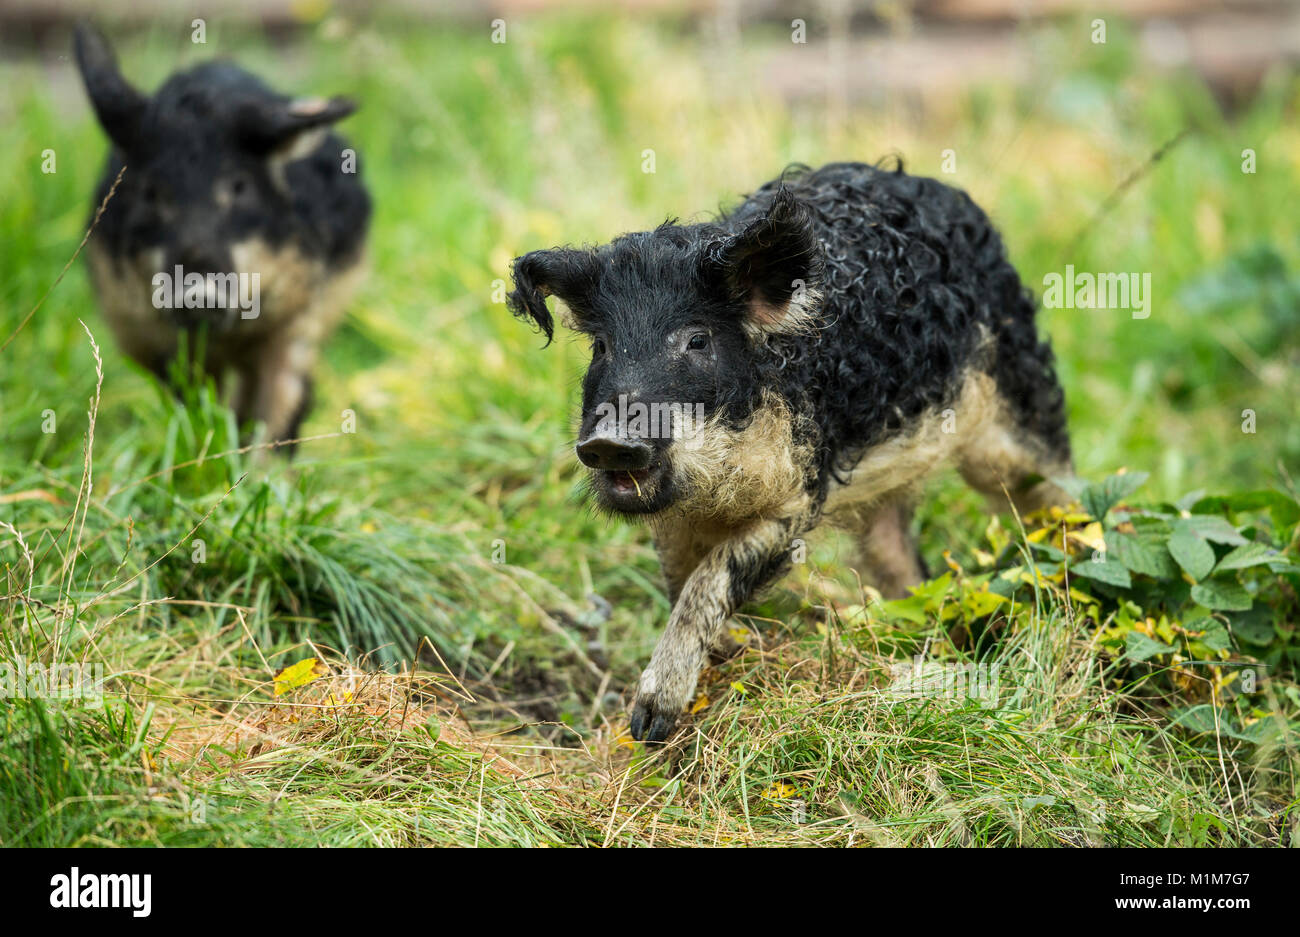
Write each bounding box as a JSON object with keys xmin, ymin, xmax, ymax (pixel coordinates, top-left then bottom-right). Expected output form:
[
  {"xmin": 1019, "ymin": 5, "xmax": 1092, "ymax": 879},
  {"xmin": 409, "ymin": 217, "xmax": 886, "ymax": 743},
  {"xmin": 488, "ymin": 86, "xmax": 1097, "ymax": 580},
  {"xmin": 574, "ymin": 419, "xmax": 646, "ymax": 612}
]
[
  {"xmin": 507, "ymin": 248, "xmax": 600, "ymax": 346},
  {"xmin": 74, "ymin": 22, "xmax": 148, "ymax": 153},
  {"xmin": 235, "ymin": 95, "xmax": 358, "ymax": 161},
  {"xmin": 710, "ymin": 186, "xmax": 823, "ymax": 337}
]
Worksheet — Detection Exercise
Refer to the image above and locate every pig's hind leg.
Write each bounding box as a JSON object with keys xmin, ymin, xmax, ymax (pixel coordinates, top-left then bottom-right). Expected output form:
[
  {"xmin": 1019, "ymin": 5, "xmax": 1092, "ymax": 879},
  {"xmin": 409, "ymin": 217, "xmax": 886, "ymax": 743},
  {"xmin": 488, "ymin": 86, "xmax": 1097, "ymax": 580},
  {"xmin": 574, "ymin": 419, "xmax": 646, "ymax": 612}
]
[
  {"xmin": 848, "ymin": 498, "xmax": 929, "ymax": 599},
  {"xmin": 957, "ymin": 276, "xmax": 1074, "ymax": 514},
  {"xmin": 955, "ymin": 372, "xmax": 1073, "ymax": 517}
]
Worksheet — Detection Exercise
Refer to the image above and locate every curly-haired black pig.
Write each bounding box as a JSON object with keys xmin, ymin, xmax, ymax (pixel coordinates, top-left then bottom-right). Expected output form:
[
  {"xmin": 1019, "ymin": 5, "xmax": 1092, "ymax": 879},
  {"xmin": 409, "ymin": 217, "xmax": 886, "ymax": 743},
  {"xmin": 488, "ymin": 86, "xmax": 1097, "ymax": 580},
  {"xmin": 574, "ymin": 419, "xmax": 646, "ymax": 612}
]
[
  {"xmin": 508, "ymin": 161, "xmax": 1073, "ymax": 742},
  {"xmin": 74, "ymin": 24, "xmax": 370, "ymax": 446}
]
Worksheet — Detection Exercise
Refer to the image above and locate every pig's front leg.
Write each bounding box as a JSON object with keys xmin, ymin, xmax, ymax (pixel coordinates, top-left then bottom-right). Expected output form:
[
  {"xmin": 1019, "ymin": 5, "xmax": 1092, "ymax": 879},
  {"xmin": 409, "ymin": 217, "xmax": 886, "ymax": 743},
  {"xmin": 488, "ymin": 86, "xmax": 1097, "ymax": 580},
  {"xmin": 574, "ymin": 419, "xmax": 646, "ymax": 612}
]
[
  {"xmin": 235, "ymin": 332, "xmax": 317, "ymax": 447},
  {"xmin": 630, "ymin": 510, "xmax": 810, "ymax": 742}
]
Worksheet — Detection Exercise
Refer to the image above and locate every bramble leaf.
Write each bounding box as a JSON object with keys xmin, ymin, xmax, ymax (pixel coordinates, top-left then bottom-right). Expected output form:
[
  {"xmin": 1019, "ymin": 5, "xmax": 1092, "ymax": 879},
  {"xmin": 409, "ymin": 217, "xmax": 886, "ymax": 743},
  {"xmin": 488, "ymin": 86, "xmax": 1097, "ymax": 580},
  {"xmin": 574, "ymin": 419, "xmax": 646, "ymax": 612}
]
[
  {"xmin": 1214, "ymin": 541, "xmax": 1276, "ymax": 572},
  {"xmin": 1070, "ymin": 557, "xmax": 1132, "ymax": 588},
  {"xmin": 1125, "ymin": 630, "xmax": 1174, "ymax": 662},
  {"xmin": 1190, "ymin": 579, "xmax": 1252, "ymax": 611},
  {"xmin": 1168, "ymin": 524, "xmax": 1216, "ymax": 581},
  {"xmin": 1178, "ymin": 515, "xmax": 1247, "ymax": 545},
  {"xmin": 1107, "ymin": 529, "xmax": 1178, "ymax": 579}
]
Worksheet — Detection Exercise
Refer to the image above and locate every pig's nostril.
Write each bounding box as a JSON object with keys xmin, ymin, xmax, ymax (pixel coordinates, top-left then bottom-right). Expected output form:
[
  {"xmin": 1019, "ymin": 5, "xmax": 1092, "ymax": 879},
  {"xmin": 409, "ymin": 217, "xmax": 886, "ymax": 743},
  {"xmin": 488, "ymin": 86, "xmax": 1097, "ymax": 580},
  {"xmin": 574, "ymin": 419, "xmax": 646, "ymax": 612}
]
[{"xmin": 576, "ymin": 436, "xmax": 653, "ymax": 471}]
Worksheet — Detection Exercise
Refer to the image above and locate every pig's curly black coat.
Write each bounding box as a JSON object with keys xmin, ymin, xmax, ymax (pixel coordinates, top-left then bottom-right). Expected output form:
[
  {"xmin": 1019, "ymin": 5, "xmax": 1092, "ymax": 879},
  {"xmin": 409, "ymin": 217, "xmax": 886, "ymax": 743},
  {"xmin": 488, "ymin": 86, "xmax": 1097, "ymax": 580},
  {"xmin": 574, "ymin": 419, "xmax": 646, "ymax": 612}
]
[
  {"xmin": 517, "ymin": 160, "xmax": 1070, "ymax": 505},
  {"xmin": 745, "ymin": 161, "xmax": 1069, "ymax": 498},
  {"xmin": 88, "ymin": 62, "xmax": 370, "ymax": 276}
]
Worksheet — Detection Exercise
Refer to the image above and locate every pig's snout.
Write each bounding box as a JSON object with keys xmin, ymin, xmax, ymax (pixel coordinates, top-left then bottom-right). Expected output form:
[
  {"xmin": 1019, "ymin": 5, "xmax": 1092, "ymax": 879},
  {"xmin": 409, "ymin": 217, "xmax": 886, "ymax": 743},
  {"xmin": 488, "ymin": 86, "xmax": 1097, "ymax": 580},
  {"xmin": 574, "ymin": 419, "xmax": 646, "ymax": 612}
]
[
  {"xmin": 576, "ymin": 433, "xmax": 653, "ymax": 472},
  {"xmin": 167, "ymin": 241, "xmax": 233, "ymax": 281}
]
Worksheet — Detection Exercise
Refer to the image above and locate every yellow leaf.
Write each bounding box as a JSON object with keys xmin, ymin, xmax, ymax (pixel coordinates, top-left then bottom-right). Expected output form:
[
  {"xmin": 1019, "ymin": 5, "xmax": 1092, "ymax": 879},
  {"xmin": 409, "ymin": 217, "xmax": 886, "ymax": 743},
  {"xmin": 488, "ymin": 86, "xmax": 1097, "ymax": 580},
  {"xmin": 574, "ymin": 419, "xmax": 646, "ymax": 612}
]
[
  {"xmin": 730, "ymin": 681, "xmax": 748, "ymax": 695},
  {"xmin": 761, "ymin": 782, "xmax": 798, "ymax": 800},
  {"xmin": 274, "ymin": 657, "xmax": 326, "ymax": 696},
  {"xmin": 1067, "ymin": 521, "xmax": 1106, "ymax": 554},
  {"xmin": 1002, "ymin": 565, "xmax": 1052, "ymax": 588},
  {"xmin": 689, "ymin": 693, "xmax": 710, "ymax": 714},
  {"xmin": 1155, "ymin": 617, "xmax": 1177, "ymax": 644},
  {"xmin": 727, "ymin": 626, "xmax": 750, "ymax": 644},
  {"xmin": 984, "ymin": 515, "xmax": 1008, "ymax": 554},
  {"xmin": 962, "ymin": 590, "xmax": 1008, "ymax": 616}
]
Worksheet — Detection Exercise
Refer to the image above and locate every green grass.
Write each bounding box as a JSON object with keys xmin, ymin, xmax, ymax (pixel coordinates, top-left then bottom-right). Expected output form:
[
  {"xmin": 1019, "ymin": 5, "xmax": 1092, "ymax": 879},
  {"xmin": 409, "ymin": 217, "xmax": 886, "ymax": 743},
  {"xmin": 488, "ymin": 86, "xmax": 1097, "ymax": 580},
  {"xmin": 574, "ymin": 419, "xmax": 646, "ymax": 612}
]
[{"xmin": 0, "ymin": 11, "xmax": 1297, "ymax": 846}]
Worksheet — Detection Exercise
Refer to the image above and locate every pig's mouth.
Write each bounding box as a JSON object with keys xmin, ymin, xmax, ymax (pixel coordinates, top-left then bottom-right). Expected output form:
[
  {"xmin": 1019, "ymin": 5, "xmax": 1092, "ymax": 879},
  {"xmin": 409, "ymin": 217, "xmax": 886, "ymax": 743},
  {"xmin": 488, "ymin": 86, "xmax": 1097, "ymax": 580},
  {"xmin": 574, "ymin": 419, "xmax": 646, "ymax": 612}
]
[
  {"xmin": 596, "ymin": 461, "xmax": 672, "ymax": 514},
  {"xmin": 607, "ymin": 467, "xmax": 655, "ymax": 497}
]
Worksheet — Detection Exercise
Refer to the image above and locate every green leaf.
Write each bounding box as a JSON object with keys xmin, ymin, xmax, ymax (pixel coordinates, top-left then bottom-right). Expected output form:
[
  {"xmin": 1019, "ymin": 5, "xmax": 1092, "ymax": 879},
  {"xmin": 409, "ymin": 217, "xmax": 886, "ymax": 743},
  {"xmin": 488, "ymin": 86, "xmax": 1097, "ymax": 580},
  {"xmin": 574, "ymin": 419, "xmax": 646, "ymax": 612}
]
[
  {"xmin": 1106, "ymin": 529, "xmax": 1178, "ymax": 579},
  {"xmin": 1070, "ymin": 557, "xmax": 1132, "ymax": 588},
  {"xmin": 1214, "ymin": 541, "xmax": 1277, "ymax": 572},
  {"xmin": 879, "ymin": 595, "xmax": 929, "ymax": 625},
  {"xmin": 1168, "ymin": 524, "xmax": 1216, "ymax": 581},
  {"xmin": 1028, "ymin": 539, "xmax": 1066, "ymax": 562},
  {"xmin": 1081, "ymin": 471, "xmax": 1149, "ymax": 521},
  {"xmin": 1178, "ymin": 515, "xmax": 1247, "ymax": 545},
  {"xmin": 1052, "ymin": 475, "xmax": 1091, "ymax": 502},
  {"xmin": 1169, "ymin": 705, "xmax": 1269, "ymax": 743},
  {"xmin": 1191, "ymin": 490, "xmax": 1300, "ymax": 529},
  {"xmin": 1195, "ymin": 621, "xmax": 1233, "ymax": 653},
  {"xmin": 1230, "ymin": 607, "xmax": 1274, "ymax": 646},
  {"xmin": 1125, "ymin": 630, "xmax": 1174, "ymax": 662},
  {"xmin": 1190, "ymin": 578, "xmax": 1252, "ymax": 611},
  {"xmin": 1169, "ymin": 704, "xmax": 1219, "ymax": 733},
  {"xmin": 909, "ymin": 572, "xmax": 953, "ymax": 601}
]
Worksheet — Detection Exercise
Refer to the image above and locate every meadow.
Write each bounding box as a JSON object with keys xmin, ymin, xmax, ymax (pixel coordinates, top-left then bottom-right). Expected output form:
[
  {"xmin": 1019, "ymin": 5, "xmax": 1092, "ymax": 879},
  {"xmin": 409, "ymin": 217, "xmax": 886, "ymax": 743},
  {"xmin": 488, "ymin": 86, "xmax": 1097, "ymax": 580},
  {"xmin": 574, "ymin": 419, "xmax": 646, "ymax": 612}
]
[{"xmin": 1, "ymin": 11, "xmax": 1297, "ymax": 846}]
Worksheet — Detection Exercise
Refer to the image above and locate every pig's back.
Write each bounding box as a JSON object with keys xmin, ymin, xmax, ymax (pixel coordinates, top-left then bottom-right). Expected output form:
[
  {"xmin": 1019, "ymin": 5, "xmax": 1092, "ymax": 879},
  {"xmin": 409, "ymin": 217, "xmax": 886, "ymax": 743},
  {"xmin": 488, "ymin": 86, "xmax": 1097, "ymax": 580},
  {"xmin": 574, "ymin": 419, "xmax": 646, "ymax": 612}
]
[{"xmin": 736, "ymin": 162, "xmax": 1027, "ymax": 489}]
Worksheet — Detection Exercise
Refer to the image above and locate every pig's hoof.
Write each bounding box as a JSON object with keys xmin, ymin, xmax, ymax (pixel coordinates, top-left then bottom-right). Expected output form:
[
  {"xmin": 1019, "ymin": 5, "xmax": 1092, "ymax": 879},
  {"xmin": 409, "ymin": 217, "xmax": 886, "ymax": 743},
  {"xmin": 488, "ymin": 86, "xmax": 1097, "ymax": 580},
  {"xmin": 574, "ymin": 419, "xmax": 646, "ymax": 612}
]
[{"xmin": 629, "ymin": 695, "xmax": 680, "ymax": 744}]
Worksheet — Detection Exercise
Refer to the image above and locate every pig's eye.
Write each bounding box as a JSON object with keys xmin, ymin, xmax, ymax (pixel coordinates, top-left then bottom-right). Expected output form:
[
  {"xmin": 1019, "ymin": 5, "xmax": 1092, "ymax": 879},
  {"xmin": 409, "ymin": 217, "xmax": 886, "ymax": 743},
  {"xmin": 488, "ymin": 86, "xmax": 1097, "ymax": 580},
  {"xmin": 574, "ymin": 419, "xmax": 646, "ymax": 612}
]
[
  {"xmin": 229, "ymin": 174, "xmax": 257, "ymax": 201},
  {"xmin": 686, "ymin": 332, "xmax": 710, "ymax": 352},
  {"xmin": 219, "ymin": 174, "xmax": 256, "ymax": 207},
  {"xmin": 593, "ymin": 338, "xmax": 608, "ymax": 356}
]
